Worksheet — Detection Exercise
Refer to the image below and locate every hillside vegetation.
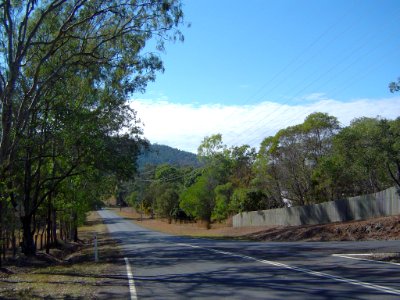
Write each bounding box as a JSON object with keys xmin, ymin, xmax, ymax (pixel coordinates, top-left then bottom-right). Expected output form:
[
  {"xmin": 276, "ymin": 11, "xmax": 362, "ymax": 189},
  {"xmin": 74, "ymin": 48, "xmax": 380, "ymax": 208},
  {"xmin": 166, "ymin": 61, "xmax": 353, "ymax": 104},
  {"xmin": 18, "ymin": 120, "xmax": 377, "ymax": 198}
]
[
  {"xmin": 125, "ymin": 113, "xmax": 400, "ymax": 227},
  {"xmin": 137, "ymin": 144, "xmax": 201, "ymax": 169}
]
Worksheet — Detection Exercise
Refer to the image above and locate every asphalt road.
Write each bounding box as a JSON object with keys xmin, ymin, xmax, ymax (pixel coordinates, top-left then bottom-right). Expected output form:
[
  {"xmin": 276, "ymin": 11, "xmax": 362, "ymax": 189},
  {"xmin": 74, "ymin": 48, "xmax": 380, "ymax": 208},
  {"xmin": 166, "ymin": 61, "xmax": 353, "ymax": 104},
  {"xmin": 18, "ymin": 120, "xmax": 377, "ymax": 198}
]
[{"xmin": 98, "ymin": 209, "xmax": 400, "ymax": 299}]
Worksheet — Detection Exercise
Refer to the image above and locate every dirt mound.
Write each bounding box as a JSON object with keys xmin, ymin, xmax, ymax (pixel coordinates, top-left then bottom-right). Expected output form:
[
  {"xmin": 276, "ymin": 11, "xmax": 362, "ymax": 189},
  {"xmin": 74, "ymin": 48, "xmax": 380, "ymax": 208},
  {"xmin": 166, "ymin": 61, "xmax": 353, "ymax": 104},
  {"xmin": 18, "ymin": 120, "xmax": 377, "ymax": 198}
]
[{"xmin": 245, "ymin": 215, "xmax": 400, "ymax": 242}]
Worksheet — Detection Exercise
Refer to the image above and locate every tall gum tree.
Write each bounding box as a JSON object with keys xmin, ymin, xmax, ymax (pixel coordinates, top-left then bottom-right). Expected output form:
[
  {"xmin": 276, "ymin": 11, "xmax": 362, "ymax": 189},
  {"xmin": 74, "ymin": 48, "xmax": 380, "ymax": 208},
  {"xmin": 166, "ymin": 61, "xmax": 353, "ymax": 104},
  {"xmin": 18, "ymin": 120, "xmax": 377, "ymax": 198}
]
[
  {"xmin": 0, "ymin": 0, "xmax": 185, "ymax": 256},
  {"xmin": 258, "ymin": 113, "xmax": 339, "ymax": 206}
]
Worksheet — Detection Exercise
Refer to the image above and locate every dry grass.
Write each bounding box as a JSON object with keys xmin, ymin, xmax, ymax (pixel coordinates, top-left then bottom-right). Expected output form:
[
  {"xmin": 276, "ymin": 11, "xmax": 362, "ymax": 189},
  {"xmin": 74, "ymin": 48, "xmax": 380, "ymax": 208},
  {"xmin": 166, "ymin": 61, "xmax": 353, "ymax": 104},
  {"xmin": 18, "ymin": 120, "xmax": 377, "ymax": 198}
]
[
  {"xmin": 116, "ymin": 207, "xmax": 400, "ymax": 243},
  {"xmin": 3, "ymin": 207, "xmax": 397, "ymax": 299},
  {"xmin": 0, "ymin": 211, "xmax": 124, "ymax": 300},
  {"xmin": 116, "ymin": 207, "xmax": 273, "ymax": 239}
]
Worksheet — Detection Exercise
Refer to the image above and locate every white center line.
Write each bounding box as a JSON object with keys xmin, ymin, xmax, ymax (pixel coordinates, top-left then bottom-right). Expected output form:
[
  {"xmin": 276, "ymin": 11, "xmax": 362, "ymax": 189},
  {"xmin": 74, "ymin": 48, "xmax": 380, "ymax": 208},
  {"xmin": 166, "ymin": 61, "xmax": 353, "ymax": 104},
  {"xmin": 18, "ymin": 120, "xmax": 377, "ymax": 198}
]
[
  {"xmin": 177, "ymin": 243, "xmax": 400, "ymax": 296},
  {"xmin": 124, "ymin": 257, "xmax": 138, "ymax": 300},
  {"xmin": 333, "ymin": 253, "xmax": 400, "ymax": 266}
]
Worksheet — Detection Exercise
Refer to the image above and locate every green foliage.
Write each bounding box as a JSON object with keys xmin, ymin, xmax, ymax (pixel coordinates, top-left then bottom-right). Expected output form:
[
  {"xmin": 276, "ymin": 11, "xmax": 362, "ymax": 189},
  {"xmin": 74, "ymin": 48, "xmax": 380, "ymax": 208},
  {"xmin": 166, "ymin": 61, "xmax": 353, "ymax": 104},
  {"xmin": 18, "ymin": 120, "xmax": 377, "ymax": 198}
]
[
  {"xmin": 389, "ymin": 78, "xmax": 400, "ymax": 93},
  {"xmin": 377, "ymin": 118, "xmax": 400, "ymax": 187},
  {"xmin": 228, "ymin": 188, "xmax": 275, "ymax": 213},
  {"xmin": 180, "ymin": 173, "xmax": 215, "ymax": 222},
  {"xmin": 155, "ymin": 164, "xmax": 181, "ymax": 182},
  {"xmin": 228, "ymin": 145, "xmax": 256, "ymax": 188},
  {"xmin": 197, "ymin": 134, "xmax": 227, "ymax": 163},
  {"xmin": 126, "ymin": 191, "xmax": 138, "ymax": 207},
  {"xmin": 127, "ymin": 113, "xmax": 400, "ymax": 227},
  {"xmin": 151, "ymin": 165, "xmax": 183, "ymax": 220},
  {"xmin": 212, "ymin": 183, "xmax": 234, "ymax": 221},
  {"xmin": 229, "ymin": 188, "xmax": 248, "ymax": 213},
  {"xmin": 155, "ymin": 186, "xmax": 180, "ymax": 222},
  {"xmin": 314, "ymin": 117, "xmax": 399, "ymax": 199},
  {"xmin": 137, "ymin": 144, "xmax": 201, "ymax": 169},
  {"xmin": 125, "ymin": 163, "xmax": 195, "ymax": 219},
  {"xmin": 0, "ymin": 0, "xmax": 185, "ymax": 255},
  {"xmin": 251, "ymin": 112, "xmax": 340, "ymax": 206}
]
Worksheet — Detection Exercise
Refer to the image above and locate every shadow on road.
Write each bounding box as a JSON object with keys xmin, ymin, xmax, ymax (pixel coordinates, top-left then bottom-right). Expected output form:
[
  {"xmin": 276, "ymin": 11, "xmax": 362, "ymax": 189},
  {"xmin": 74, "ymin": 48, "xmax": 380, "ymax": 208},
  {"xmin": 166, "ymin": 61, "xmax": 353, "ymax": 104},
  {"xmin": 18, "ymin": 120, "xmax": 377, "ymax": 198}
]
[{"xmin": 100, "ymin": 210, "xmax": 400, "ymax": 300}]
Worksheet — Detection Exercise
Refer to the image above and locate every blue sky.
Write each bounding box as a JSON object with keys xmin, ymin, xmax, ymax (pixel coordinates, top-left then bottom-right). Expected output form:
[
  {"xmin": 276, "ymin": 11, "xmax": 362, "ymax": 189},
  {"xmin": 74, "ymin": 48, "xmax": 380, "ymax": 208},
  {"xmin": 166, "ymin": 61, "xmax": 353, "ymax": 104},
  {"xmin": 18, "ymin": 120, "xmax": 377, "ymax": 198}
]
[{"xmin": 131, "ymin": 0, "xmax": 400, "ymax": 153}]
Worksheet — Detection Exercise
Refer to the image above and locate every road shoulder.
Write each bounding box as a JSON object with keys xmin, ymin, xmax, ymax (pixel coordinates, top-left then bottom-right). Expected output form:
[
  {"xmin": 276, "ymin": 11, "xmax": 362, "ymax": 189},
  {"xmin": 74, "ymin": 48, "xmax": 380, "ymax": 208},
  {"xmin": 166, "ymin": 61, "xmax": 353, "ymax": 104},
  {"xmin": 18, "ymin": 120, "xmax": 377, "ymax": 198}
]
[{"xmin": 0, "ymin": 211, "xmax": 128, "ymax": 299}]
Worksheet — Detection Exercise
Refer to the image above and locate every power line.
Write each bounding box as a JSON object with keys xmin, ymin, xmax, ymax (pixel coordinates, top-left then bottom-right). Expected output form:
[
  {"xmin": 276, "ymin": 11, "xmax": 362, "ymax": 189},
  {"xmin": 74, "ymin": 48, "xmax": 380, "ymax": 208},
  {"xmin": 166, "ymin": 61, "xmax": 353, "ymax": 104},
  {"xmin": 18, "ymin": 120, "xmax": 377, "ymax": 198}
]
[
  {"xmin": 240, "ymin": 45, "xmax": 400, "ymax": 149},
  {"xmin": 218, "ymin": 3, "xmax": 361, "ymax": 143},
  {"xmin": 223, "ymin": 7, "xmax": 399, "ymax": 149},
  {"xmin": 224, "ymin": 12, "xmax": 373, "ymax": 144}
]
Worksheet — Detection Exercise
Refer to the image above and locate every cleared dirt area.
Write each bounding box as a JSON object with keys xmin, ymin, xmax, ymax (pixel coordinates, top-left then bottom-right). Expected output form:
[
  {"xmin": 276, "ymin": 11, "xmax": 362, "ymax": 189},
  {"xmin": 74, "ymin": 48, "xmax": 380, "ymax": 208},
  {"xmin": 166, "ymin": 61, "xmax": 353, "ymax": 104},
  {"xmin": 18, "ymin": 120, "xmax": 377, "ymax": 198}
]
[{"xmin": 117, "ymin": 207, "xmax": 400, "ymax": 242}]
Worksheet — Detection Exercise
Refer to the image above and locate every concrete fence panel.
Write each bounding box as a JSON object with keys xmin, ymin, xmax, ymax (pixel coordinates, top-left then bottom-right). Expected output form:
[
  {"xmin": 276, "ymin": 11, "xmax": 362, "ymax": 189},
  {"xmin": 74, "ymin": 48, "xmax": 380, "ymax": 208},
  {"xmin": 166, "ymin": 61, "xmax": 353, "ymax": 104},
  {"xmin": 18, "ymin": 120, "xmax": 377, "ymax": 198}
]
[{"xmin": 233, "ymin": 187, "xmax": 400, "ymax": 228}]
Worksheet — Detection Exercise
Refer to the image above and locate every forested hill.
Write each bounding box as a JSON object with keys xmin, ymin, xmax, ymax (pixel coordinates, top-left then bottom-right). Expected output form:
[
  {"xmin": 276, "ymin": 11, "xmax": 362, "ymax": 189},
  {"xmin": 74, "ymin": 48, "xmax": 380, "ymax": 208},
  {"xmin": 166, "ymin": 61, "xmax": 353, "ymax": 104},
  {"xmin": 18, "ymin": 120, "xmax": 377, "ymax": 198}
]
[{"xmin": 137, "ymin": 144, "xmax": 201, "ymax": 169}]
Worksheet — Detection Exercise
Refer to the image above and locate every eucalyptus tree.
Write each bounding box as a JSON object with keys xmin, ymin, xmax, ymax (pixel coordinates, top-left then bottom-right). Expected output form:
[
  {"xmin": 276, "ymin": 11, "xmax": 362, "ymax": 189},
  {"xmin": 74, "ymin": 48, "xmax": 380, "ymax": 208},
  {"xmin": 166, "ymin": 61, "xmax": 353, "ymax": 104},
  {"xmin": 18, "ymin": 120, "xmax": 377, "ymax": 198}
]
[
  {"xmin": 255, "ymin": 113, "xmax": 340, "ymax": 206},
  {"xmin": 13, "ymin": 70, "xmax": 146, "ymax": 254},
  {"xmin": 151, "ymin": 164, "xmax": 182, "ymax": 222},
  {"xmin": 0, "ymin": 0, "xmax": 184, "ymax": 256},
  {"xmin": 211, "ymin": 182, "xmax": 233, "ymax": 221},
  {"xmin": 0, "ymin": 0, "xmax": 183, "ymax": 181},
  {"xmin": 252, "ymin": 136, "xmax": 284, "ymax": 206},
  {"xmin": 228, "ymin": 145, "xmax": 256, "ymax": 188},
  {"xmin": 127, "ymin": 164, "xmax": 157, "ymax": 215},
  {"xmin": 54, "ymin": 169, "xmax": 114, "ymax": 245},
  {"xmin": 216, "ymin": 144, "xmax": 265, "ymax": 218},
  {"xmin": 301, "ymin": 112, "xmax": 340, "ymax": 163},
  {"xmin": 181, "ymin": 135, "xmax": 260, "ymax": 223},
  {"xmin": 180, "ymin": 172, "xmax": 215, "ymax": 227},
  {"xmin": 377, "ymin": 118, "xmax": 400, "ymax": 189},
  {"xmin": 180, "ymin": 134, "xmax": 229, "ymax": 226},
  {"xmin": 315, "ymin": 117, "xmax": 398, "ymax": 199},
  {"xmin": 266, "ymin": 125, "xmax": 312, "ymax": 205}
]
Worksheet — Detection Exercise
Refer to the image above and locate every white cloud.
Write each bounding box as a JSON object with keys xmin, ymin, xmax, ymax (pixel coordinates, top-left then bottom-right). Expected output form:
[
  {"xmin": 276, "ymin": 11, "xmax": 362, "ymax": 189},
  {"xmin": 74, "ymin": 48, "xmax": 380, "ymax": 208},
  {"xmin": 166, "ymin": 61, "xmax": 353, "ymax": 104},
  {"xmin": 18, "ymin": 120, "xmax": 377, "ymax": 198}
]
[
  {"xmin": 129, "ymin": 96, "xmax": 400, "ymax": 153},
  {"xmin": 300, "ymin": 92, "xmax": 328, "ymax": 101}
]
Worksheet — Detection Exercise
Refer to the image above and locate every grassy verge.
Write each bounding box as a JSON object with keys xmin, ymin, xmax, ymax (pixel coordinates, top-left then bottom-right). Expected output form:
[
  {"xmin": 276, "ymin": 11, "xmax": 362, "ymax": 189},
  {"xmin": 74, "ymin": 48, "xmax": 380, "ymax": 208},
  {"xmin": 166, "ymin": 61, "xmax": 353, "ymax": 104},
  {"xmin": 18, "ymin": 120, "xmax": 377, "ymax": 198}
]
[{"xmin": 0, "ymin": 211, "xmax": 124, "ymax": 299}]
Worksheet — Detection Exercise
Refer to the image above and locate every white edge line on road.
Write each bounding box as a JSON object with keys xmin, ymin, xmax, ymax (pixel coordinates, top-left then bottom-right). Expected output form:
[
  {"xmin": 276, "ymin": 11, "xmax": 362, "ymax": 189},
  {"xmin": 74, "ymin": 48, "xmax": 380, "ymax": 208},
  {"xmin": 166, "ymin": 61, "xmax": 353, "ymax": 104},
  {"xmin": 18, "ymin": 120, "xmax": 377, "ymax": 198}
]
[
  {"xmin": 177, "ymin": 243, "xmax": 400, "ymax": 296},
  {"xmin": 333, "ymin": 253, "xmax": 400, "ymax": 266},
  {"xmin": 124, "ymin": 257, "xmax": 138, "ymax": 300}
]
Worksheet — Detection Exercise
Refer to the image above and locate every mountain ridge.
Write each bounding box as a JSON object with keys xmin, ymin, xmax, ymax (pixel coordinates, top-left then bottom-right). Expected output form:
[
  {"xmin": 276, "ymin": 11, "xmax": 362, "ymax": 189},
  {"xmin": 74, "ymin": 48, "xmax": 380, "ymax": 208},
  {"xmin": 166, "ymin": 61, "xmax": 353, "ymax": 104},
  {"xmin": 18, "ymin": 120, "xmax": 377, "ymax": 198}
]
[{"xmin": 137, "ymin": 143, "xmax": 201, "ymax": 169}]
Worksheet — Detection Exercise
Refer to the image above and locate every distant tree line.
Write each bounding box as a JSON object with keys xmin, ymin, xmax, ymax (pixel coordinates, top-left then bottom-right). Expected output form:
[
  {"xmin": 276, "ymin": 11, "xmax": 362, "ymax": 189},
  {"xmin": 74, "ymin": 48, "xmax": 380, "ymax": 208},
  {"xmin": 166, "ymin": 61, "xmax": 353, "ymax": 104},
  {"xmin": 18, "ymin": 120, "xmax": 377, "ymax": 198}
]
[
  {"xmin": 0, "ymin": 0, "xmax": 184, "ymax": 263},
  {"xmin": 127, "ymin": 113, "xmax": 400, "ymax": 228}
]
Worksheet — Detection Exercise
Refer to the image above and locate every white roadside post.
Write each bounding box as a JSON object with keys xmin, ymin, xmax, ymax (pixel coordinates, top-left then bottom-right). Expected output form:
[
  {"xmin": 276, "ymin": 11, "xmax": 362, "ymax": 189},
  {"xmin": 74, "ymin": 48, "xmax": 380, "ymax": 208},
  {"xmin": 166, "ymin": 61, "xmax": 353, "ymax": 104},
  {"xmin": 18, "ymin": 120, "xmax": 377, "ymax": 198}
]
[{"xmin": 94, "ymin": 233, "xmax": 98, "ymax": 262}]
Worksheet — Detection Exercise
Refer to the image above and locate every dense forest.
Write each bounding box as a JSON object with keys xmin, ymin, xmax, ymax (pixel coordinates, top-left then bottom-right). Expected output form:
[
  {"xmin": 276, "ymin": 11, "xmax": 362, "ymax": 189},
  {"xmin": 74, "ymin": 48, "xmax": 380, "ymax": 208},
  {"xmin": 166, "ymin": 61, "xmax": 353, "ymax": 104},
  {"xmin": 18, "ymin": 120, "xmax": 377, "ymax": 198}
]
[{"xmin": 127, "ymin": 113, "xmax": 400, "ymax": 227}]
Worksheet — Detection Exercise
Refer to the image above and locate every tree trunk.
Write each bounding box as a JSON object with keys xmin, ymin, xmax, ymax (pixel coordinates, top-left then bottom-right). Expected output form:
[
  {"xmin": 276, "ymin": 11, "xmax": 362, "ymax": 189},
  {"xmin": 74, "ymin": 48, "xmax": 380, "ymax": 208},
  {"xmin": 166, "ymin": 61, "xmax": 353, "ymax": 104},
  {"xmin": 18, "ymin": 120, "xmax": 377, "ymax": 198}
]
[
  {"xmin": 21, "ymin": 215, "xmax": 36, "ymax": 256},
  {"xmin": 0, "ymin": 200, "xmax": 3, "ymax": 267},
  {"xmin": 2, "ymin": 236, "xmax": 5, "ymax": 261},
  {"xmin": 60, "ymin": 222, "xmax": 63, "ymax": 241},
  {"xmin": 46, "ymin": 198, "xmax": 52, "ymax": 254},
  {"xmin": 12, "ymin": 230, "xmax": 16, "ymax": 259},
  {"xmin": 10, "ymin": 209, "xmax": 16, "ymax": 258},
  {"xmin": 72, "ymin": 212, "xmax": 78, "ymax": 242},
  {"xmin": 396, "ymin": 161, "xmax": 400, "ymax": 191},
  {"xmin": 73, "ymin": 226, "xmax": 78, "ymax": 243},
  {"xmin": 52, "ymin": 208, "xmax": 57, "ymax": 246},
  {"xmin": 0, "ymin": 199, "xmax": 4, "ymax": 268}
]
